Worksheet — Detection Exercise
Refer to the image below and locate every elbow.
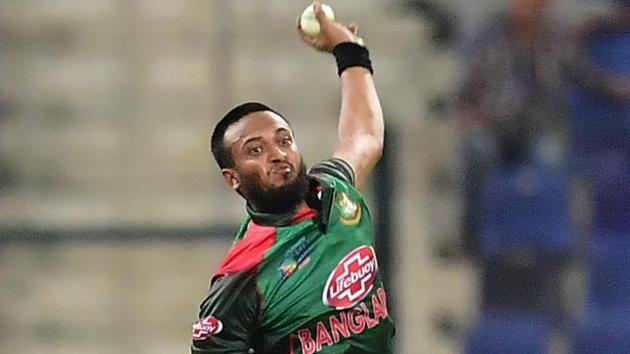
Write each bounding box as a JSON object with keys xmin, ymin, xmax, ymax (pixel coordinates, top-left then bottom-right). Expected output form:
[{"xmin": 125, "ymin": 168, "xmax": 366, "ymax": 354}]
[
  {"xmin": 364, "ymin": 134, "xmax": 384, "ymax": 163},
  {"xmin": 336, "ymin": 130, "xmax": 384, "ymax": 167}
]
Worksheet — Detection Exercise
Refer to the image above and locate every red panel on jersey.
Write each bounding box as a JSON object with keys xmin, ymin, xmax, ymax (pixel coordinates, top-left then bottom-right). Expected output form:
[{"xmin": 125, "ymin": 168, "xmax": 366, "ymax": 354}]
[
  {"xmin": 214, "ymin": 222, "xmax": 277, "ymax": 280},
  {"xmin": 292, "ymin": 207, "xmax": 318, "ymax": 223},
  {"xmin": 213, "ymin": 207, "xmax": 318, "ymax": 281}
]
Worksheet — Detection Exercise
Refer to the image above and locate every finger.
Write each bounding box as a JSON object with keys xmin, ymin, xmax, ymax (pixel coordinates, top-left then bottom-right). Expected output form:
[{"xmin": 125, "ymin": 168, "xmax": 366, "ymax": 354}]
[
  {"xmin": 296, "ymin": 15, "xmax": 308, "ymax": 39},
  {"xmin": 296, "ymin": 22, "xmax": 319, "ymax": 46},
  {"xmin": 348, "ymin": 23, "xmax": 359, "ymax": 35},
  {"xmin": 313, "ymin": 2, "xmax": 329, "ymax": 24},
  {"xmin": 297, "ymin": 30, "xmax": 314, "ymax": 46}
]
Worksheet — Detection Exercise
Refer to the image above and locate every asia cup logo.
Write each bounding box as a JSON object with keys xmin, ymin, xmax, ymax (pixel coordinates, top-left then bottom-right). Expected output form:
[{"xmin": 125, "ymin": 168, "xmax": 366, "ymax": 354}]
[
  {"xmin": 322, "ymin": 246, "xmax": 378, "ymax": 309},
  {"xmin": 278, "ymin": 236, "xmax": 312, "ymax": 278},
  {"xmin": 192, "ymin": 316, "xmax": 223, "ymax": 341}
]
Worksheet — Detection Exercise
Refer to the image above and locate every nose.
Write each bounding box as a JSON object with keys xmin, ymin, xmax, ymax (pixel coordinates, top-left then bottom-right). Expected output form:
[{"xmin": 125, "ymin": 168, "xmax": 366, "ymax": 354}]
[{"xmin": 268, "ymin": 144, "xmax": 288, "ymax": 162}]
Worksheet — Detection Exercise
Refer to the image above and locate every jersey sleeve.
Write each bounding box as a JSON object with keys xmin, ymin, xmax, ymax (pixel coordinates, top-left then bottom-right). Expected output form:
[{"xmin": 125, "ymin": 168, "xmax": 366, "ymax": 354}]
[
  {"xmin": 191, "ymin": 271, "xmax": 260, "ymax": 353},
  {"xmin": 309, "ymin": 158, "xmax": 356, "ymax": 187}
]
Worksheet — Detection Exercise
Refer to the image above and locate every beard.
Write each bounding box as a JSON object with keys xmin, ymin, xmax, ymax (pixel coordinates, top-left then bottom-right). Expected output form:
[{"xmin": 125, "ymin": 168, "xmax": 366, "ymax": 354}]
[{"xmin": 237, "ymin": 160, "xmax": 309, "ymax": 214}]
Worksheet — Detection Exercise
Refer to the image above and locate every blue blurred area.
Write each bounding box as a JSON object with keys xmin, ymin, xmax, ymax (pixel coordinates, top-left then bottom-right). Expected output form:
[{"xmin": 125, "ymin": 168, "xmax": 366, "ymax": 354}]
[
  {"xmin": 478, "ymin": 162, "xmax": 572, "ymax": 256},
  {"xmin": 466, "ymin": 310, "xmax": 552, "ymax": 354},
  {"xmin": 573, "ymin": 308, "xmax": 630, "ymax": 354},
  {"xmin": 591, "ymin": 154, "xmax": 630, "ymax": 233},
  {"xmin": 589, "ymin": 31, "xmax": 630, "ymax": 74},
  {"xmin": 458, "ymin": 0, "xmax": 630, "ymax": 352},
  {"xmin": 568, "ymin": 86, "xmax": 630, "ymax": 174}
]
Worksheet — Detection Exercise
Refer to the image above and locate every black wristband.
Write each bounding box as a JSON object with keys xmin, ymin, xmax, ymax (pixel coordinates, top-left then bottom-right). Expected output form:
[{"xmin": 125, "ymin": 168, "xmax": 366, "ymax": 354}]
[{"xmin": 332, "ymin": 42, "xmax": 373, "ymax": 76}]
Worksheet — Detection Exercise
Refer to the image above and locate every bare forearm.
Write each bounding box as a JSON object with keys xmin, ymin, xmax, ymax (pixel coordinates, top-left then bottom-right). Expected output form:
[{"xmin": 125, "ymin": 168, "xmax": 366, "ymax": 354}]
[
  {"xmin": 339, "ymin": 67, "xmax": 383, "ymax": 140},
  {"xmin": 296, "ymin": 2, "xmax": 384, "ymax": 189},
  {"xmin": 334, "ymin": 66, "xmax": 384, "ymax": 189}
]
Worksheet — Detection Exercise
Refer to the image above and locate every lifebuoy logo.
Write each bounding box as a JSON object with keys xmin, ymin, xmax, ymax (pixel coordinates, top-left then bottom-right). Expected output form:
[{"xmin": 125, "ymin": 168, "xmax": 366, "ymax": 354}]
[
  {"xmin": 323, "ymin": 246, "xmax": 378, "ymax": 309},
  {"xmin": 192, "ymin": 316, "xmax": 223, "ymax": 340}
]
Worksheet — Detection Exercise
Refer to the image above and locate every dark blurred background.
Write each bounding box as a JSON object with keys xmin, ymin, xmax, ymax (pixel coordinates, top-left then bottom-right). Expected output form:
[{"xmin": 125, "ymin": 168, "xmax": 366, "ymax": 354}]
[{"xmin": 0, "ymin": 1, "xmax": 628, "ymax": 353}]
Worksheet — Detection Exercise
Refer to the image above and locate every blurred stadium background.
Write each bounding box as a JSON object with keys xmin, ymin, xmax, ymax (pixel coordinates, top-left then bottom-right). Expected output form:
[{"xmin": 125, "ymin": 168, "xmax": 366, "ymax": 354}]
[{"xmin": 0, "ymin": 0, "xmax": 627, "ymax": 353}]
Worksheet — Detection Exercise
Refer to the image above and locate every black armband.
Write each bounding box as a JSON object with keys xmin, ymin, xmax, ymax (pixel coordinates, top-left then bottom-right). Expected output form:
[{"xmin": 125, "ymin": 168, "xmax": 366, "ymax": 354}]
[{"xmin": 332, "ymin": 42, "xmax": 373, "ymax": 76}]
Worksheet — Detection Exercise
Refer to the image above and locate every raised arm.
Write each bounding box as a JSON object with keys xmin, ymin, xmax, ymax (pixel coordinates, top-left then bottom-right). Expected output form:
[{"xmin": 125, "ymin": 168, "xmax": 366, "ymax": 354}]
[{"xmin": 297, "ymin": 2, "xmax": 384, "ymax": 190}]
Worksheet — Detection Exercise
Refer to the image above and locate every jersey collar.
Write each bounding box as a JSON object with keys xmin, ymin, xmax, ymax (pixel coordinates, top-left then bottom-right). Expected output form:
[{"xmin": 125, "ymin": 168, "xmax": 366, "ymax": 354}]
[
  {"xmin": 246, "ymin": 203, "xmax": 295, "ymax": 226},
  {"xmin": 246, "ymin": 203, "xmax": 318, "ymax": 227}
]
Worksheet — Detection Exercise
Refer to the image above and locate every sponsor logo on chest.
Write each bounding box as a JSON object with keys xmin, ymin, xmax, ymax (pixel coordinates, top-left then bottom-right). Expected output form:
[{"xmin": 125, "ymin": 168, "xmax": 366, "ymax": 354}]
[
  {"xmin": 323, "ymin": 245, "xmax": 378, "ymax": 309},
  {"xmin": 296, "ymin": 287, "xmax": 390, "ymax": 354}
]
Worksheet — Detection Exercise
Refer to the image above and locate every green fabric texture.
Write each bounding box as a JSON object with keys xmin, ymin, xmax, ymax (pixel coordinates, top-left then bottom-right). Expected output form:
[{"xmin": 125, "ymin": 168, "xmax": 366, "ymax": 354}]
[
  {"xmin": 253, "ymin": 170, "xmax": 394, "ymax": 353},
  {"xmin": 192, "ymin": 160, "xmax": 395, "ymax": 354}
]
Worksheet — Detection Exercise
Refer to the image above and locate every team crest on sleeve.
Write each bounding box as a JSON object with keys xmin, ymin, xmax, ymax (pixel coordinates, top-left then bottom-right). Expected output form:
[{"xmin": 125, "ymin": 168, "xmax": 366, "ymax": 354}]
[
  {"xmin": 336, "ymin": 192, "xmax": 361, "ymax": 225},
  {"xmin": 192, "ymin": 316, "xmax": 223, "ymax": 340},
  {"xmin": 323, "ymin": 246, "xmax": 378, "ymax": 309}
]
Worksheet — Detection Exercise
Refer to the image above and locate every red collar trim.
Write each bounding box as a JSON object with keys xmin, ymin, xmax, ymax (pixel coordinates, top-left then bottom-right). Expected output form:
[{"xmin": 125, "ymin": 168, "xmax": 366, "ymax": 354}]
[{"xmin": 291, "ymin": 207, "xmax": 318, "ymax": 224}]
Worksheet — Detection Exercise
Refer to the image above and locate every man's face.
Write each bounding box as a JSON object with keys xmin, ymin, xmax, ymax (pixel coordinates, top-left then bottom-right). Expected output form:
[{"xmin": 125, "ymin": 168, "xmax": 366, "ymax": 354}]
[{"xmin": 222, "ymin": 111, "xmax": 308, "ymax": 212}]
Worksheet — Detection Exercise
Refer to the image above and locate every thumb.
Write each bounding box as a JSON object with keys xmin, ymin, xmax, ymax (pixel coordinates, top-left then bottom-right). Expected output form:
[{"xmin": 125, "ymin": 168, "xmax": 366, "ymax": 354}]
[{"xmin": 348, "ymin": 23, "xmax": 358, "ymax": 35}]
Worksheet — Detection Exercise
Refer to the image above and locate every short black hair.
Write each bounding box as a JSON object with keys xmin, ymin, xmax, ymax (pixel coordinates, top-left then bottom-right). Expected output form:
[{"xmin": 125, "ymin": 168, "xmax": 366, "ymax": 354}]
[{"xmin": 210, "ymin": 102, "xmax": 288, "ymax": 169}]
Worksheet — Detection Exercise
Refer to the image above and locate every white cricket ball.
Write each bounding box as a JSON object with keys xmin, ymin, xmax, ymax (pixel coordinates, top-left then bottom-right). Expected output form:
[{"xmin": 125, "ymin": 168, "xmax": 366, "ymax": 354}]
[{"xmin": 300, "ymin": 3, "xmax": 335, "ymax": 37}]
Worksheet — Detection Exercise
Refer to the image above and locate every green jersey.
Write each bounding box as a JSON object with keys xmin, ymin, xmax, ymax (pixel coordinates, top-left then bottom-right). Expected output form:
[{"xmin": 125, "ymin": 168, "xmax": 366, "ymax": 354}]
[{"xmin": 192, "ymin": 159, "xmax": 395, "ymax": 353}]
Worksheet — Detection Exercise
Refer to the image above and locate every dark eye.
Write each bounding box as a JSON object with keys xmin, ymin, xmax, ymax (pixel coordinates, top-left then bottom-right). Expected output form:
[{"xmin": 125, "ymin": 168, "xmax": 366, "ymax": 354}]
[
  {"xmin": 249, "ymin": 146, "xmax": 263, "ymax": 155},
  {"xmin": 280, "ymin": 136, "xmax": 292, "ymax": 145}
]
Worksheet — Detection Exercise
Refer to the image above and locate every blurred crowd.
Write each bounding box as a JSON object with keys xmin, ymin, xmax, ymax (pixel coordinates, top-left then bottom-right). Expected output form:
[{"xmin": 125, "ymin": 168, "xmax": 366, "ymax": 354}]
[{"xmin": 452, "ymin": 0, "xmax": 630, "ymax": 352}]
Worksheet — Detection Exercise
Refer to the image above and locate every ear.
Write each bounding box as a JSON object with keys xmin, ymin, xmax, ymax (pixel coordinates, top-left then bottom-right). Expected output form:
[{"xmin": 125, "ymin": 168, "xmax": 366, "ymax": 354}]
[{"xmin": 221, "ymin": 168, "xmax": 240, "ymax": 191}]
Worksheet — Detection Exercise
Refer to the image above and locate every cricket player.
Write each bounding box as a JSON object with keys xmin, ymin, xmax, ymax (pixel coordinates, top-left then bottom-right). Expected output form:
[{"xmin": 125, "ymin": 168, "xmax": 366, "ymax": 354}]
[{"xmin": 192, "ymin": 3, "xmax": 395, "ymax": 353}]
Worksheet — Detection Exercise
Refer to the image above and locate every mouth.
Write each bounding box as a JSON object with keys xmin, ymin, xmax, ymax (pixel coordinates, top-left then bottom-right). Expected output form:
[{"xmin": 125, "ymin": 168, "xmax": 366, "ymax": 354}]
[{"xmin": 269, "ymin": 163, "xmax": 293, "ymax": 175}]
